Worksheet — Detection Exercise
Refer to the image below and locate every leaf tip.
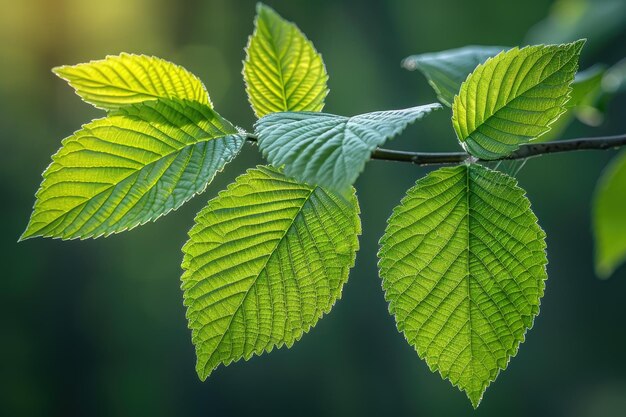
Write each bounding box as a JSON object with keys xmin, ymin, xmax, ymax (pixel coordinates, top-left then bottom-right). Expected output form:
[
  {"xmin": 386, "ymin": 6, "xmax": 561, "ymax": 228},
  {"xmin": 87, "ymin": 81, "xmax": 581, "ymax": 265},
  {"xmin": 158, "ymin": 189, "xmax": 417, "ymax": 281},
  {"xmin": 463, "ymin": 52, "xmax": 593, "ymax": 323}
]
[
  {"xmin": 51, "ymin": 65, "xmax": 71, "ymax": 79},
  {"xmin": 565, "ymin": 38, "xmax": 587, "ymax": 58},
  {"xmin": 196, "ymin": 366, "xmax": 210, "ymax": 382},
  {"xmin": 463, "ymin": 382, "xmax": 488, "ymax": 409},
  {"xmin": 18, "ymin": 222, "xmax": 39, "ymax": 242},
  {"xmin": 17, "ymin": 231, "xmax": 33, "ymax": 243},
  {"xmin": 400, "ymin": 55, "xmax": 418, "ymax": 71},
  {"xmin": 468, "ymin": 391, "xmax": 484, "ymax": 409},
  {"xmin": 430, "ymin": 102, "xmax": 444, "ymax": 111},
  {"xmin": 594, "ymin": 261, "xmax": 613, "ymax": 280},
  {"xmin": 255, "ymin": 2, "xmax": 276, "ymax": 17}
]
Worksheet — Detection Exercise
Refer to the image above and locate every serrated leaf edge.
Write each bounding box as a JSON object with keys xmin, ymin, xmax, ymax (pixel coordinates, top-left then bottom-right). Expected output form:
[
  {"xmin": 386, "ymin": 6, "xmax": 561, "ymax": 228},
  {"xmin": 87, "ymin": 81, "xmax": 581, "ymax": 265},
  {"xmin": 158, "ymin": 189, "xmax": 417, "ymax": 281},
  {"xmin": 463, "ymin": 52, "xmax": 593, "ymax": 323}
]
[
  {"xmin": 180, "ymin": 165, "xmax": 362, "ymax": 379},
  {"xmin": 376, "ymin": 163, "xmax": 548, "ymax": 407},
  {"xmin": 452, "ymin": 40, "xmax": 586, "ymax": 158},
  {"xmin": 53, "ymin": 52, "xmax": 212, "ymax": 111}
]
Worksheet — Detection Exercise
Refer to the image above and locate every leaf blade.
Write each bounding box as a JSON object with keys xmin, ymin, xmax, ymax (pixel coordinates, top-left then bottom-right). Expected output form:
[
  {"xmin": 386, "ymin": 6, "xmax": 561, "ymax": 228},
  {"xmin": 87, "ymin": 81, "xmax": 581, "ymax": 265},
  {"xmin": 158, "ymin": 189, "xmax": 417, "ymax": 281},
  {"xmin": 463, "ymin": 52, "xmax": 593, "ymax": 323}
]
[
  {"xmin": 243, "ymin": 3, "xmax": 328, "ymax": 118},
  {"xmin": 181, "ymin": 166, "xmax": 361, "ymax": 379},
  {"xmin": 534, "ymin": 64, "xmax": 607, "ymax": 142},
  {"xmin": 54, "ymin": 54, "xmax": 210, "ymax": 110},
  {"xmin": 452, "ymin": 40, "xmax": 584, "ymax": 160},
  {"xmin": 255, "ymin": 104, "xmax": 441, "ymax": 193},
  {"xmin": 21, "ymin": 99, "xmax": 243, "ymax": 240},
  {"xmin": 378, "ymin": 164, "xmax": 547, "ymax": 407},
  {"xmin": 402, "ymin": 46, "xmax": 507, "ymax": 107}
]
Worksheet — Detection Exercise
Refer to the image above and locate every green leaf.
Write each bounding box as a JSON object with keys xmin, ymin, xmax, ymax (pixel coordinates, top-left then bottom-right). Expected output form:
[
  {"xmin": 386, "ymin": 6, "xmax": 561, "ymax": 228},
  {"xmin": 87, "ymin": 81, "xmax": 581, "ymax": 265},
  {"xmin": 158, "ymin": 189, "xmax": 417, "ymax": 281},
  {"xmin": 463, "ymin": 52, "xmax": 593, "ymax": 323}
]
[
  {"xmin": 21, "ymin": 99, "xmax": 244, "ymax": 240},
  {"xmin": 378, "ymin": 164, "xmax": 547, "ymax": 408},
  {"xmin": 593, "ymin": 150, "xmax": 626, "ymax": 278},
  {"xmin": 243, "ymin": 3, "xmax": 328, "ymax": 118},
  {"xmin": 255, "ymin": 104, "xmax": 441, "ymax": 193},
  {"xmin": 181, "ymin": 166, "xmax": 360, "ymax": 380},
  {"xmin": 54, "ymin": 53, "xmax": 211, "ymax": 110},
  {"xmin": 402, "ymin": 46, "xmax": 507, "ymax": 107},
  {"xmin": 452, "ymin": 40, "xmax": 584, "ymax": 160},
  {"xmin": 534, "ymin": 65, "xmax": 607, "ymax": 142}
]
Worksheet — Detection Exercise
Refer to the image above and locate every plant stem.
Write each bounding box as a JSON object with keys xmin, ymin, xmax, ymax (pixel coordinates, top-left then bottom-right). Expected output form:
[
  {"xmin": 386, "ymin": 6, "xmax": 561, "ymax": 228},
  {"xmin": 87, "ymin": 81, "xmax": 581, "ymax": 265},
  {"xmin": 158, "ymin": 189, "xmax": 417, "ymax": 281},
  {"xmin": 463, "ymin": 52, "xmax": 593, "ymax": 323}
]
[{"xmin": 245, "ymin": 133, "xmax": 626, "ymax": 166}]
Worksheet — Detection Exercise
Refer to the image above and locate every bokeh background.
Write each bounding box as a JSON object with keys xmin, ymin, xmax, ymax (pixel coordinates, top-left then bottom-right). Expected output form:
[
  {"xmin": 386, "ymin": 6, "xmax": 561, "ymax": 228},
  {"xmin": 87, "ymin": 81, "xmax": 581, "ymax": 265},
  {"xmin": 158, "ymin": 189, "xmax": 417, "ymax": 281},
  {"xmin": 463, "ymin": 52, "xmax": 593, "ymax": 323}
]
[{"xmin": 2, "ymin": 0, "xmax": 626, "ymax": 416}]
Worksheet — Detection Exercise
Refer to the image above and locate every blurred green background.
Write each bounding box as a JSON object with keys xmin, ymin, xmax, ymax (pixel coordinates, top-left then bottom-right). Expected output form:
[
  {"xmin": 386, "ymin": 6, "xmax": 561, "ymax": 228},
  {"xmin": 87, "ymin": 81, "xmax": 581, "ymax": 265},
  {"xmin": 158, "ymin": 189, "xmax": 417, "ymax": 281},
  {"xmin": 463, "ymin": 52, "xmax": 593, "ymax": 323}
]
[{"xmin": 2, "ymin": 0, "xmax": 626, "ymax": 416}]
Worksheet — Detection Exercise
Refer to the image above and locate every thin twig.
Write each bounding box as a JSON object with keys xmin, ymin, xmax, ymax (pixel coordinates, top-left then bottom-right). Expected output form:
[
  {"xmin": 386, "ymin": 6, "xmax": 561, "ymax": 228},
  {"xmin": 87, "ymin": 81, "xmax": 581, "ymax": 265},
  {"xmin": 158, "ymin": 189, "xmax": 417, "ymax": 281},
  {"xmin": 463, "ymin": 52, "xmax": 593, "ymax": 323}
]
[{"xmin": 245, "ymin": 133, "xmax": 626, "ymax": 166}]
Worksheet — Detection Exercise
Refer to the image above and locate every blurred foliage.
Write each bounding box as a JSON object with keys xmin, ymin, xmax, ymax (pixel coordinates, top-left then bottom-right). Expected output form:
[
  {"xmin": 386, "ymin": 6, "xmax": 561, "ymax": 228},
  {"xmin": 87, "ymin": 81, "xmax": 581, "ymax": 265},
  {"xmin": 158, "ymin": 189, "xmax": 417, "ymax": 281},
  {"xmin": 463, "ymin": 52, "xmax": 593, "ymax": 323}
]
[
  {"xmin": 1, "ymin": 0, "xmax": 625, "ymax": 416},
  {"xmin": 526, "ymin": 0, "xmax": 626, "ymax": 54}
]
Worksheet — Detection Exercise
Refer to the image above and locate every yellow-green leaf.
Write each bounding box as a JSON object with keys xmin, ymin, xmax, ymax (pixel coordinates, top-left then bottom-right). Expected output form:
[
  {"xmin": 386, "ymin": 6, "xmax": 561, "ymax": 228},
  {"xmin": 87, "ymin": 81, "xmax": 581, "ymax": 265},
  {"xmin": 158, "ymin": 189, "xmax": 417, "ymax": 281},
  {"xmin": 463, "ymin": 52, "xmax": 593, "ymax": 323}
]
[
  {"xmin": 21, "ymin": 99, "xmax": 243, "ymax": 240},
  {"xmin": 243, "ymin": 3, "xmax": 328, "ymax": 118},
  {"xmin": 54, "ymin": 54, "xmax": 211, "ymax": 110},
  {"xmin": 452, "ymin": 41, "xmax": 584, "ymax": 160},
  {"xmin": 534, "ymin": 65, "xmax": 607, "ymax": 143},
  {"xmin": 379, "ymin": 164, "xmax": 547, "ymax": 407},
  {"xmin": 181, "ymin": 166, "xmax": 360, "ymax": 379}
]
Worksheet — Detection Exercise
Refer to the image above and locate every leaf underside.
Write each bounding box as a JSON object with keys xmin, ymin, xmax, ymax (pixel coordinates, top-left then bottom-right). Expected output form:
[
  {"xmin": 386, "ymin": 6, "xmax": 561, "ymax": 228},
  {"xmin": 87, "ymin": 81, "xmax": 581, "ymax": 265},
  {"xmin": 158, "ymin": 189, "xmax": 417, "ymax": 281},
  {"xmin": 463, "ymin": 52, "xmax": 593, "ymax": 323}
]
[
  {"xmin": 402, "ymin": 45, "xmax": 507, "ymax": 107},
  {"xmin": 243, "ymin": 3, "xmax": 328, "ymax": 118},
  {"xmin": 593, "ymin": 150, "xmax": 626, "ymax": 278},
  {"xmin": 255, "ymin": 104, "xmax": 441, "ymax": 193},
  {"xmin": 452, "ymin": 40, "xmax": 584, "ymax": 160},
  {"xmin": 22, "ymin": 99, "xmax": 243, "ymax": 240},
  {"xmin": 378, "ymin": 164, "xmax": 547, "ymax": 407},
  {"xmin": 181, "ymin": 166, "xmax": 361, "ymax": 380},
  {"xmin": 54, "ymin": 53, "xmax": 211, "ymax": 110}
]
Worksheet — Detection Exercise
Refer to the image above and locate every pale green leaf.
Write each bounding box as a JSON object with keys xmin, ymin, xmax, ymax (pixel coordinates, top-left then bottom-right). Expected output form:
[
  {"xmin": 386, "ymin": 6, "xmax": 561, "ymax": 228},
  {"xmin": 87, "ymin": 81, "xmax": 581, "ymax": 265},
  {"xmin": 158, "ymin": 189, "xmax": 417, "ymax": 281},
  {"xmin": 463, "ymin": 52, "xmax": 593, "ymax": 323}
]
[
  {"xmin": 593, "ymin": 150, "xmax": 626, "ymax": 278},
  {"xmin": 255, "ymin": 104, "xmax": 441, "ymax": 193},
  {"xmin": 21, "ymin": 99, "xmax": 244, "ymax": 240},
  {"xmin": 181, "ymin": 166, "xmax": 360, "ymax": 380},
  {"xmin": 378, "ymin": 164, "xmax": 547, "ymax": 407},
  {"xmin": 243, "ymin": 3, "xmax": 328, "ymax": 118},
  {"xmin": 452, "ymin": 40, "xmax": 584, "ymax": 160},
  {"xmin": 54, "ymin": 53, "xmax": 211, "ymax": 110},
  {"xmin": 402, "ymin": 46, "xmax": 507, "ymax": 107},
  {"xmin": 569, "ymin": 65, "xmax": 607, "ymax": 108},
  {"xmin": 603, "ymin": 58, "xmax": 626, "ymax": 94}
]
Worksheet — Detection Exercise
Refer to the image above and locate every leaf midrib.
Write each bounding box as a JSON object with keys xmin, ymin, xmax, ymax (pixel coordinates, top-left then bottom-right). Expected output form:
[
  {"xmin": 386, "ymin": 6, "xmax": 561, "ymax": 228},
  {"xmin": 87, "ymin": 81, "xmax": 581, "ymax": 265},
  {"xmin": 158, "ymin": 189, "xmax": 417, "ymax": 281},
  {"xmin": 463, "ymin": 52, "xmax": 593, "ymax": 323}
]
[
  {"xmin": 464, "ymin": 165, "xmax": 475, "ymax": 392},
  {"xmin": 202, "ymin": 184, "xmax": 318, "ymax": 375},
  {"xmin": 59, "ymin": 59, "xmax": 208, "ymax": 106},
  {"xmin": 263, "ymin": 17, "xmax": 290, "ymax": 111},
  {"xmin": 28, "ymin": 133, "xmax": 237, "ymax": 238}
]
